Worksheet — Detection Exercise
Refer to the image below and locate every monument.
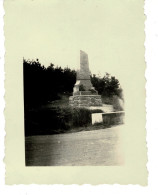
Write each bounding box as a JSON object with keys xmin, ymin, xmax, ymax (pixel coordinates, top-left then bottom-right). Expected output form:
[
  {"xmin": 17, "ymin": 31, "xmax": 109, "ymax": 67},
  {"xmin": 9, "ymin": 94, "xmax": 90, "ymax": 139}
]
[{"xmin": 69, "ymin": 50, "xmax": 102, "ymax": 107}]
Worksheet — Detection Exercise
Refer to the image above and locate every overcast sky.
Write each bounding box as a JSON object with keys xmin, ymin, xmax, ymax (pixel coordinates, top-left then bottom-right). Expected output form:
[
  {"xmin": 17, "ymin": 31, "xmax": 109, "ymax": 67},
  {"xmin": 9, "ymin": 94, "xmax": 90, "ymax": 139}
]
[{"xmin": 5, "ymin": 0, "xmax": 145, "ymax": 86}]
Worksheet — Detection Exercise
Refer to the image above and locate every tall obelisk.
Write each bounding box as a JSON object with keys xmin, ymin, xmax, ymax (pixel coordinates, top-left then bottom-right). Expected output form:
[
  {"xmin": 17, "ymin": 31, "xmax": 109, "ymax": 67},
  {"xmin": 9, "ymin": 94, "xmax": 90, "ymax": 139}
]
[
  {"xmin": 76, "ymin": 50, "xmax": 93, "ymax": 90},
  {"xmin": 69, "ymin": 50, "xmax": 102, "ymax": 107}
]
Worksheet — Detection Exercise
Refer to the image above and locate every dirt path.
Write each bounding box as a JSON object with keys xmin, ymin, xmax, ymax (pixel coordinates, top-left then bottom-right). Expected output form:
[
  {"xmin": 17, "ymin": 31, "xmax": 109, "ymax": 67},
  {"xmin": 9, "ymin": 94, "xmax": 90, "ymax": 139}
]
[{"xmin": 25, "ymin": 125, "xmax": 124, "ymax": 166}]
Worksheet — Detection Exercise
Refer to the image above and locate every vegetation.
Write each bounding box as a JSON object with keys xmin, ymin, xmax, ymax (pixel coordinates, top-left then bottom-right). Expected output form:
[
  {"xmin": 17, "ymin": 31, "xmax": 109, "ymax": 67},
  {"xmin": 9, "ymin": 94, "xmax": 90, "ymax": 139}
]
[
  {"xmin": 25, "ymin": 107, "xmax": 103, "ymax": 136},
  {"xmin": 23, "ymin": 59, "xmax": 123, "ymax": 107},
  {"xmin": 23, "ymin": 59, "xmax": 76, "ymax": 106},
  {"xmin": 23, "ymin": 58, "xmax": 124, "ymax": 136},
  {"xmin": 91, "ymin": 73, "xmax": 123, "ymax": 101}
]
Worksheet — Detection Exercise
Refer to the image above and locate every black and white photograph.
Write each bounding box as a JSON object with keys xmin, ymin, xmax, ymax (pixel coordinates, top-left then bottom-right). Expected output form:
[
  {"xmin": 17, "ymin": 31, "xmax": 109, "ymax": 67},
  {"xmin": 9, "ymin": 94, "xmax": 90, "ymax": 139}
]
[
  {"xmin": 24, "ymin": 50, "xmax": 125, "ymax": 166},
  {"xmin": 4, "ymin": 0, "xmax": 148, "ymax": 185}
]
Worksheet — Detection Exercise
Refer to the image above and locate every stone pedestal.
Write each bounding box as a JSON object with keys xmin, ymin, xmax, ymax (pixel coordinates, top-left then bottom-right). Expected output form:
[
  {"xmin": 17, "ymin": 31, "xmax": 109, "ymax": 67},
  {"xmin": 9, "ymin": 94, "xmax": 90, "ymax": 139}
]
[{"xmin": 69, "ymin": 95, "xmax": 102, "ymax": 107}]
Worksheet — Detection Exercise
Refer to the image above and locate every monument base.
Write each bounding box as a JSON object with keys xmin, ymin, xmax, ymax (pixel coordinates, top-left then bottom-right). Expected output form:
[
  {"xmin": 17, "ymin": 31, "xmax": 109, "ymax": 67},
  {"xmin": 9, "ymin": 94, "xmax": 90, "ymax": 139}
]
[{"xmin": 69, "ymin": 95, "xmax": 102, "ymax": 107}]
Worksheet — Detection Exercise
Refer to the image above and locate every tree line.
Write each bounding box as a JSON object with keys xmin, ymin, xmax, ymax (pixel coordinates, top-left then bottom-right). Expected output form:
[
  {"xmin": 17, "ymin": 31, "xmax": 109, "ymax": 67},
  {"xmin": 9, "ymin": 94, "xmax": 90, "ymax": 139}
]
[{"xmin": 23, "ymin": 59, "xmax": 123, "ymax": 106}]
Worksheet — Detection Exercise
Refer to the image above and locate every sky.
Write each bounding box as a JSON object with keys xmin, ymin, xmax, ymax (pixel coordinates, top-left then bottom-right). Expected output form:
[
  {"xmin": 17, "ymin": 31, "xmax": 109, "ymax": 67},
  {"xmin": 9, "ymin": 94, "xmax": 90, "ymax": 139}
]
[{"xmin": 5, "ymin": 0, "xmax": 145, "ymax": 87}]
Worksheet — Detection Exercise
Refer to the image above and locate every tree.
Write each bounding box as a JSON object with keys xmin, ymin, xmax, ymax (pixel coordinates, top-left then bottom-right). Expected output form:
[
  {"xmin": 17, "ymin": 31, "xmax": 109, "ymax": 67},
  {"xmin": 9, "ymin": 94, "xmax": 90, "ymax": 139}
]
[{"xmin": 23, "ymin": 58, "xmax": 123, "ymax": 107}]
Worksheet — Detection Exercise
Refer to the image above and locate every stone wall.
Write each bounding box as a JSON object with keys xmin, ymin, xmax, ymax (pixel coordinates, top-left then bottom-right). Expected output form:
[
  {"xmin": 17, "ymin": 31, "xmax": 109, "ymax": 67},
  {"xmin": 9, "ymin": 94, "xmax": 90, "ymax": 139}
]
[
  {"xmin": 102, "ymin": 111, "xmax": 125, "ymax": 125},
  {"xmin": 73, "ymin": 90, "xmax": 98, "ymax": 96},
  {"xmin": 92, "ymin": 111, "xmax": 125, "ymax": 125},
  {"xmin": 69, "ymin": 95, "xmax": 102, "ymax": 107}
]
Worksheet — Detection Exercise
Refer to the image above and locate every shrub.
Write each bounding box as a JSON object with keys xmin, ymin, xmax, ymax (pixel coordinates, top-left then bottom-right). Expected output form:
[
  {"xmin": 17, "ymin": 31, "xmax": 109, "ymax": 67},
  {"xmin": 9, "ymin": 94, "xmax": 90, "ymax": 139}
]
[
  {"xmin": 24, "ymin": 106, "xmax": 98, "ymax": 136},
  {"xmin": 72, "ymin": 107, "xmax": 91, "ymax": 127}
]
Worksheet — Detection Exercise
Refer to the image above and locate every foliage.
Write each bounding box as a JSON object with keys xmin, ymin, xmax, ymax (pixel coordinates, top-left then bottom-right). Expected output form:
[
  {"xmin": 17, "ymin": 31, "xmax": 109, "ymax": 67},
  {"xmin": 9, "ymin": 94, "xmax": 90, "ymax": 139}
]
[
  {"xmin": 23, "ymin": 59, "xmax": 76, "ymax": 106},
  {"xmin": 91, "ymin": 73, "xmax": 123, "ymax": 99},
  {"xmin": 23, "ymin": 59, "xmax": 124, "ymax": 136},
  {"xmin": 25, "ymin": 107, "xmax": 102, "ymax": 136},
  {"xmin": 23, "ymin": 59, "xmax": 123, "ymax": 107}
]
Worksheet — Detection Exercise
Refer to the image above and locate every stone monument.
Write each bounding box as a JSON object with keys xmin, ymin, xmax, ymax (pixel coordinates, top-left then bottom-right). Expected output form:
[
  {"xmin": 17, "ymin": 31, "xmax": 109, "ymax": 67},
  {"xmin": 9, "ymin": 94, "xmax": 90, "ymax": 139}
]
[{"xmin": 69, "ymin": 50, "xmax": 102, "ymax": 107}]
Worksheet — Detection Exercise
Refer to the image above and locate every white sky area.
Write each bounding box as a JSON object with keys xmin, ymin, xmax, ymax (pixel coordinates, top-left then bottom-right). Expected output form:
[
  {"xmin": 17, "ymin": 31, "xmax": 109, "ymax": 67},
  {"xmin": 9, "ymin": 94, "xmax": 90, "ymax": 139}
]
[{"xmin": 6, "ymin": 0, "xmax": 145, "ymax": 87}]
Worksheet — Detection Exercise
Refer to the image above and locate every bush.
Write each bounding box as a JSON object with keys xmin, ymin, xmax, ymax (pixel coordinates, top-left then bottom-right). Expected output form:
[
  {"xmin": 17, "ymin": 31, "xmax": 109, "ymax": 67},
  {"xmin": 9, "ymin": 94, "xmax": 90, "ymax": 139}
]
[
  {"xmin": 71, "ymin": 107, "xmax": 91, "ymax": 127},
  {"xmin": 24, "ymin": 106, "xmax": 97, "ymax": 136}
]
